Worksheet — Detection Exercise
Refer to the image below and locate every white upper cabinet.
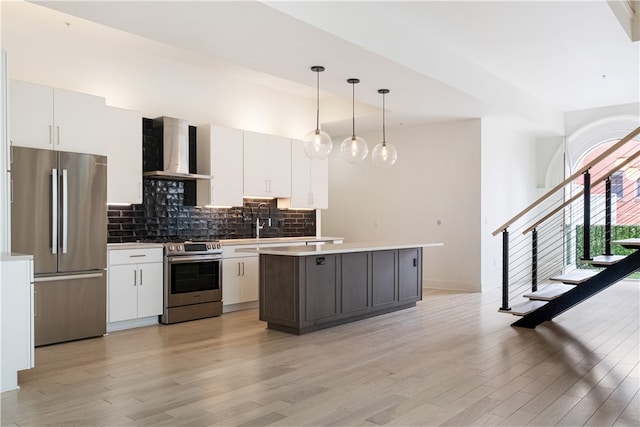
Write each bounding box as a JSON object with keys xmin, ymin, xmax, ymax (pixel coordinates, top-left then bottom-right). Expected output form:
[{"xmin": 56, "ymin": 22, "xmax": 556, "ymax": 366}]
[
  {"xmin": 9, "ymin": 80, "xmax": 106, "ymax": 155},
  {"xmin": 243, "ymin": 131, "xmax": 291, "ymax": 198},
  {"xmin": 106, "ymin": 106, "xmax": 142, "ymax": 205},
  {"xmin": 196, "ymin": 125, "xmax": 244, "ymax": 207},
  {"xmin": 279, "ymin": 139, "xmax": 328, "ymax": 209}
]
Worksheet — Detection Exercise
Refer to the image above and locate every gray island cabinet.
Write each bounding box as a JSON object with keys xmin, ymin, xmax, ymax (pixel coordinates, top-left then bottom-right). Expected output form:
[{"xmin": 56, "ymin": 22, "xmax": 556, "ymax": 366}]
[{"xmin": 257, "ymin": 242, "xmax": 442, "ymax": 334}]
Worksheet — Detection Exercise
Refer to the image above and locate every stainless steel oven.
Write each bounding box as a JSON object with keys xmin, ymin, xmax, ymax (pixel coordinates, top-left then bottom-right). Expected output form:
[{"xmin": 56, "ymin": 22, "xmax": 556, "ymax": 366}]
[{"xmin": 161, "ymin": 241, "xmax": 223, "ymax": 324}]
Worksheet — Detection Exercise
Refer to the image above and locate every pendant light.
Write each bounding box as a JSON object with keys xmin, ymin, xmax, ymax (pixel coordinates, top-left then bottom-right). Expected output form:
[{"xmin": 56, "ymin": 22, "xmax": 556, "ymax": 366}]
[
  {"xmin": 340, "ymin": 78, "xmax": 368, "ymax": 163},
  {"xmin": 302, "ymin": 66, "xmax": 333, "ymax": 160},
  {"xmin": 372, "ymin": 89, "xmax": 398, "ymax": 168}
]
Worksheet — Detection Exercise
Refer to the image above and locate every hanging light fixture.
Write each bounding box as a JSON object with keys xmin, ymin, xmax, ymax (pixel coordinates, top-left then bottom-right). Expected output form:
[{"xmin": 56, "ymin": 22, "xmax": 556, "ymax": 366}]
[
  {"xmin": 372, "ymin": 89, "xmax": 398, "ymax": 168},
  {"xmin": 302, "ymin": 66, "xmax": 333, "ymax": 160},
  {"xmin": 340, "ymin": 78, "xmax": 368, "ymax": 163}
]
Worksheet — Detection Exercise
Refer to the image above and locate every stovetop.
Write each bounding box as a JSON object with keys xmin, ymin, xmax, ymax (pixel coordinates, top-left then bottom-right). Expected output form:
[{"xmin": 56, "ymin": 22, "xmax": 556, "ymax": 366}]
[{"xmin": 163, "ymin": 240, "xmax": 222, "ymax": 256}]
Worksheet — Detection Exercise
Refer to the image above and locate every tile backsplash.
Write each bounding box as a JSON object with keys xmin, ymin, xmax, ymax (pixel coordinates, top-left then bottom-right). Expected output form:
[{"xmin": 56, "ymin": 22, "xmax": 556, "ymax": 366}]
[{"xmin": 107, "ymin": 179, "xmax": 316, "ymax": 243}]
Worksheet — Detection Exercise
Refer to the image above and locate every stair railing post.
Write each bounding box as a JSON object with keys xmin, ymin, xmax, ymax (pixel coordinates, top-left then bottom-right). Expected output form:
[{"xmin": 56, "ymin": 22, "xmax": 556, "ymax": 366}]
[
  {"xmin": 605, "ymin": 177, "xmax": 612, "ymax": 256},
  {"xmin": 582, "ymin": 170, "xmax": 592, "ymax": 261},
  {"xmin": 500, "ymin": 229, "xmax": 511, "ymax": 311},
  {"xmin": 532, "ymin": 228, "xmax": 538, "ymax": 292}
]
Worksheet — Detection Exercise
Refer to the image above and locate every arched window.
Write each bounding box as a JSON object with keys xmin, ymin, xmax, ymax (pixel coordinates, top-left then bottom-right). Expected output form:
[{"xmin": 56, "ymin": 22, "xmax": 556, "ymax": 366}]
[{"xmin": 574, "ymin": 138, "xmax": 640, "ymax": 225}]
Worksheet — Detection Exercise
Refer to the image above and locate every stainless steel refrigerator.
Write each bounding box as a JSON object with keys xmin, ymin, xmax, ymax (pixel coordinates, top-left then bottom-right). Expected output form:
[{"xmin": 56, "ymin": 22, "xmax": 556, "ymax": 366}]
[{"xmin": 11, "ymin": 146, "xmax": 107, "ymax": 346}]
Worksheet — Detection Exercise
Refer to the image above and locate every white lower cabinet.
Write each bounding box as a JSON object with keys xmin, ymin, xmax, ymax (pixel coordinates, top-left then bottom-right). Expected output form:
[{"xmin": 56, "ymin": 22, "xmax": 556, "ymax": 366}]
[
  {"xmin": 222, "ymin": 254, "xmax": 259, "ymax": 307},
  {"xmin": 1, "ymin": 254, "xmax": 34, "ymax": 392},
  {"xmin": 108, "ymin": 247, "xmax": 163, "ymax": 328},
  {"xmin": 221, "ymin": 241, "xmax": 309, "ymax": 311}
]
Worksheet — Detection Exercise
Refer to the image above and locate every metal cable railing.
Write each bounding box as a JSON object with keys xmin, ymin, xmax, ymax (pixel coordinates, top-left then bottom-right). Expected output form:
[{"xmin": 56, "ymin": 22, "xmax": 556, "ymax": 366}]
[{"xmin": 496, "ymin": 126, "xmax": 640, "ymax": 311}]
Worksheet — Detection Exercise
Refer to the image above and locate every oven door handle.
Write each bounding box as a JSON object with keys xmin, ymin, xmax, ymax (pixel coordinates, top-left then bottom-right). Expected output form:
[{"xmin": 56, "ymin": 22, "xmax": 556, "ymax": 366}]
[{"xmin": 167, "ymin": 255, "xmax": 222, "ymax": 263}]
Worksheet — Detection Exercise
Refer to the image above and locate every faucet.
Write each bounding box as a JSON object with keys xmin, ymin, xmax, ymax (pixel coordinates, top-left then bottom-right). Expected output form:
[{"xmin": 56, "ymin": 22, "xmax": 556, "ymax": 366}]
[{"xmin": 255, "ymin": 202, "xmax": 271, "ymax": 239}]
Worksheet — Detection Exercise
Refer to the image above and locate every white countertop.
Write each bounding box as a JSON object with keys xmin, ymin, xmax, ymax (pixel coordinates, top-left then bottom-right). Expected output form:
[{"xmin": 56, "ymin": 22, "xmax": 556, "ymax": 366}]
[
  {"xmin": 238, "ymin": 242, "xmax": 443, "ymax": 256},
  {"xmin": 107, "ymin": 242, "xmax": 165, "ymax": 250},
  {"xmin": 0, "ymin": 252, "xmax": 34, "ymax": 261},
  {"xmin": 220, "ymin": 236, "xmax": 344, "ymax": 246}
]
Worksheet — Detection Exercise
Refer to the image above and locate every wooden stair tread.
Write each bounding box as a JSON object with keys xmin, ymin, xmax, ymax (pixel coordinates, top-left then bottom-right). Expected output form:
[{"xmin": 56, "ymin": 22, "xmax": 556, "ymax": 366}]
[
  {"xmin": 589, "ymin": 255, "xmax": 626, "ymax": 266},
  {"xmin": 550, "ymin": 269, "xmax": 598, "ymax": 284},
  {"xmin": 613, "ymin": 238, "xmax": 640, "ymax": 249},
  {"xmin": 499, "ymin": 300, "xmax": 546, "ymax": 316},
  {"xmin": 524, "ymin": 284, "xmax": 575, "ymax": 301}
]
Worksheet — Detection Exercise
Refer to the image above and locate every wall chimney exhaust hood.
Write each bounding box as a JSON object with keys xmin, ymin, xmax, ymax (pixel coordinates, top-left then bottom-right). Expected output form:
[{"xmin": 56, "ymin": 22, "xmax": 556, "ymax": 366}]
[{"xmin": 142, "ymin": 116, "xmax": 212, "ymax": 180}]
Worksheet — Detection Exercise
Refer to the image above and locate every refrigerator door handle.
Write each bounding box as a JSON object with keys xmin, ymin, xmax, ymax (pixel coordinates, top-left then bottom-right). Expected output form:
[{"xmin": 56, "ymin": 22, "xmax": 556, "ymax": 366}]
[
  {"xmin": 51, "ymin": 168, "xmax": 58, "ymax": 254},
  {"xmin": 34, "ymin": 272, "xmax": 104, "ymax": 282},
  {"xmin": 62, "ymin": 169, "xmax": 68, "ymax": 254}
]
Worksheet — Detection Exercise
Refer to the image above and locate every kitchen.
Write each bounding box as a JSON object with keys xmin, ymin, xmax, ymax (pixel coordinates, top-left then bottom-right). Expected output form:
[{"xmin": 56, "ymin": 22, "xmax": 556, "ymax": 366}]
[
  {"xmin": 0, "ymin": 1, "xmax": 446, "ymax": 391},
  {"xmin": 1, "ymin": 1, "xmax": 638, "ymax": 425}
]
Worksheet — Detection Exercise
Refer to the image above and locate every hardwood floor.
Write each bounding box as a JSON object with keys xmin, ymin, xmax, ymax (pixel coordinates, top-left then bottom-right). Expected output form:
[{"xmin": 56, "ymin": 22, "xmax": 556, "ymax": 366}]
[{"xmin": 2, "ymin": 281, "xmax": 638, "ymax": 426}]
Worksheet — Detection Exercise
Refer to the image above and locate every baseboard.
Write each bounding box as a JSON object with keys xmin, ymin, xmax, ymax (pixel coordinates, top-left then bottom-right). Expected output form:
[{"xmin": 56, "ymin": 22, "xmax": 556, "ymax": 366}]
[
  {"xmin": 107, "ymin": 316, "xmax": 159, "ymax": 332},
  {"xmin": 423, "ymin": 279, "xmax": 481, "ymax": 292}
]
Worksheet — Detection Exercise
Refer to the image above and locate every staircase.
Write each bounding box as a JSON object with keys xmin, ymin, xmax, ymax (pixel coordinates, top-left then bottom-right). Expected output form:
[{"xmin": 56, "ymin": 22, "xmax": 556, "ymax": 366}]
[
  {"xmin": 494, "ymin": 126, "xmax": 640, "ymax": 328},
  {"xmin": 502, "ymin": 239, "xmax": 640, "ymax": 328}
]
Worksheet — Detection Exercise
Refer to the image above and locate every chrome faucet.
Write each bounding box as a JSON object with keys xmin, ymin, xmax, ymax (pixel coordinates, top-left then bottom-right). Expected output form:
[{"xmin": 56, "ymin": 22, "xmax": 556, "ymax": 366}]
[{"xmin": 255, "ymin": 202, "xmax": 271, "ymax": 239}]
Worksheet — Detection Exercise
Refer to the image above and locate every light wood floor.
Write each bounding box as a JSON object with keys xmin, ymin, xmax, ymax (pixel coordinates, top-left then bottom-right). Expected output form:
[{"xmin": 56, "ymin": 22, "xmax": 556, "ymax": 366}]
[{"xmin": 2, "ymin": 282, "xmax": 638, "ymax": 426}]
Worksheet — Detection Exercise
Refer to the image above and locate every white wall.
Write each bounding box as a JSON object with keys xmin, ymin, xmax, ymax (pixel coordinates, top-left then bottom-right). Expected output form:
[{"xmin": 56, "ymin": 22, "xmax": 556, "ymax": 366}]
[
  {"xmin": 480, "ymin": 118, "xmax": 540, "ymax": 290},
  {"xmin": 0, "ymin": 48, "xmax": 8, "ymax": 254},
  {"xmin": 0, "ymin": 2, "xmax": 318, "ymax": 139},
  {"xmin": 322, "ymin": 119, "xmax": 482, "ymax": 291},
  {"xmin": 565, "ymin": 103, "xmax": 640, "ymax": 137}
]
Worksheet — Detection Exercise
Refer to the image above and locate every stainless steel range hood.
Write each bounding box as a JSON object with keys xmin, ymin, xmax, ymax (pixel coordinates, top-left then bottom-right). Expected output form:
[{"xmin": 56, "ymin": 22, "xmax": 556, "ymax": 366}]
[{"xmin": 143, "ymin": 116, "xmax": 212, "ymax": 180}]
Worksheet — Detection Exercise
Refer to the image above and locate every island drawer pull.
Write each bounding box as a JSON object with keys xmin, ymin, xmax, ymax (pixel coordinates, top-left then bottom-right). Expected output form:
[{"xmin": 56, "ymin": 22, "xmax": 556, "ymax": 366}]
[{"xmin": 316, "ymin": 257, "xmax": 325, "ymax": 266}]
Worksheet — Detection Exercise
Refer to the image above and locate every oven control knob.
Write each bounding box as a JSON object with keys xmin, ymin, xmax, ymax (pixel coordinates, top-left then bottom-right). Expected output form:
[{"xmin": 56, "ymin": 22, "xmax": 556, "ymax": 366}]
[
  {"xmin": 216, "ymin": 243, "xmax": 221, "ymax": 249},
  {"xmin": 178, "ymin": 244, "xmax": 183, "ymax": 251},
  {"xmin": 168, "ymin": 245, "xmax": 174, "ymax": 251}
]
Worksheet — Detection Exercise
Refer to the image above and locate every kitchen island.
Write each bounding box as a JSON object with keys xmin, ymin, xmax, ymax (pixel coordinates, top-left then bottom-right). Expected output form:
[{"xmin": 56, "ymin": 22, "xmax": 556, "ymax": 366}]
[{"xmin": 255, "ymin": 242, "xmax": 443, "ymax": 334}]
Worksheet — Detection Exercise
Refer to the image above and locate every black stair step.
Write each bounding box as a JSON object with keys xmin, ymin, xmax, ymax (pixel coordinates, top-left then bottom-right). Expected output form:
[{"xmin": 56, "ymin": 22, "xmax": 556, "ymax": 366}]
[
  {"xmin": 588, "ymin": 255, "xmax": 626, "ymax": 266},
  {"xmin": 550, "ymin": 269, "xmax": 598, "ymax": 284},
  {"xmin": 524, "ymin": 284, "xmax": 575, "ymax": 301}
]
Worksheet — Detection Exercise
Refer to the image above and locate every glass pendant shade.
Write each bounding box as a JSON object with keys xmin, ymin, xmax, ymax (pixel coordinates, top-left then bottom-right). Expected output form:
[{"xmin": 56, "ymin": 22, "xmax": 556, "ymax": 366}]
[
  {"xmin": 373, "ymin": 88, "xmax": 397, "ymax": 168},
  {"xmin": 303, "ymin": 65, "xmax": 333, "ymax": 160},
  {"xmin": 341, "ymin": 78, "xmax": 367, "ymax": 163},
  {"xmin": 372, "ymin": 142, "xmax": 398, "ymax": 168},
  {"xmin": 303, "ymin": 128, "xmax": 333, "ymax": 160},
  {"xmin": 340, "ymin": 135, "xmax": 368, "ymax": 163}
]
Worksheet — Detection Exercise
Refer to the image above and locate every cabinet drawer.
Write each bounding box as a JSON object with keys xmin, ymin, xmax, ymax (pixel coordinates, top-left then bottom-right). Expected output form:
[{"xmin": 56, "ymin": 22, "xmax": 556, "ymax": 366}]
[
  {"xmin": 109, "ymin": 248, "xmax": 163, "ymax": 265},
  {"xmin": 222, "ymin": 246, "xmax": 259, "ymax": 259}
]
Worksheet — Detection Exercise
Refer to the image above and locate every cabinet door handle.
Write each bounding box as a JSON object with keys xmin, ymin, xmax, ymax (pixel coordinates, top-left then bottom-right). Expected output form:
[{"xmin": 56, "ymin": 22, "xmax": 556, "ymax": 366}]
[
  {"xmin": 49, "ymin": 125, "xmax": 53, "ymax": 145},
  {"xmin": 139, "ymin": 269, "xmax": 143, "ymax": 285},
  {"xmin": 211, "ymin": 186, "xmax": 216, "ymax": 203},
  {"xmin": 241, "ymin": 261, "xmax": 245, "ymax": 276},
  {"xmin": 33, "ymin": 290, "xmax": 37, "ymax": 317},
  {"xmin": 316, "ymin": 257, "xmax": 325, "ymax": 266},
  {"xmin": 56, "ymin": 126, "xmax": 60, "ymax": 145},
  {"xmin": 413, "ymin": 258, "xmax": 417, "ymax": 267},
  {"xmin": 133, "ymin": 269, "xmax": 137, "ymax": 286},
  {"xmin": 237, "ymin": 262, "xmax": 241, "ymax": 276}
]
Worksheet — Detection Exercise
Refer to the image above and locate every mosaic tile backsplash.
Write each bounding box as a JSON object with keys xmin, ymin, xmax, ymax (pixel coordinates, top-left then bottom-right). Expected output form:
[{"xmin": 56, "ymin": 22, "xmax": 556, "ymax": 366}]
[{"xmin": 107, "ymin": 179, "xmax": 316, "ymax": 243}]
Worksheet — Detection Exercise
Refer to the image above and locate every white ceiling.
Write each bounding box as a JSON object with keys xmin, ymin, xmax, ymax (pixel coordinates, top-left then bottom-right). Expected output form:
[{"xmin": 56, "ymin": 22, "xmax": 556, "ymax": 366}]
[{"xmin": 20, "ymin": 1, "xmax": 640, "ymax": 136}]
